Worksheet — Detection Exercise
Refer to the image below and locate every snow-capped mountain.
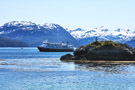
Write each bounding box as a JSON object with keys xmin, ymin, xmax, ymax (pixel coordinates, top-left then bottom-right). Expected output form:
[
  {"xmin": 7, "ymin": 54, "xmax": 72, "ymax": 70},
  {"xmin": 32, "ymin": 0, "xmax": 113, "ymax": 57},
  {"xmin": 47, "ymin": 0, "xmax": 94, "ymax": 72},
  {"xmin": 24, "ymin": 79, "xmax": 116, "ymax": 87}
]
[
  {"xmin": 0, "ymin": 21, "xmax": 78, "ymax": 46},
  {"xmin": 1, "ymin": 21, "xmax": 135, "ymax": 47},
  {"xmin": 67, "ymin": 27, "xmax": 135, "ymax": 47}
]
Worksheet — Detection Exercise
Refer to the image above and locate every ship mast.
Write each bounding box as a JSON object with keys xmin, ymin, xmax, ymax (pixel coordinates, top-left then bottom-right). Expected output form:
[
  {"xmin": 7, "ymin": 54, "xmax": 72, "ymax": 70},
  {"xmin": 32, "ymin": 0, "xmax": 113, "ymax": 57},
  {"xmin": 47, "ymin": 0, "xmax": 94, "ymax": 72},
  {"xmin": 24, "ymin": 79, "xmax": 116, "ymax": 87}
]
[{"xmin": 67, "ymin": 42, "xmax": 68, "ymax": 45}]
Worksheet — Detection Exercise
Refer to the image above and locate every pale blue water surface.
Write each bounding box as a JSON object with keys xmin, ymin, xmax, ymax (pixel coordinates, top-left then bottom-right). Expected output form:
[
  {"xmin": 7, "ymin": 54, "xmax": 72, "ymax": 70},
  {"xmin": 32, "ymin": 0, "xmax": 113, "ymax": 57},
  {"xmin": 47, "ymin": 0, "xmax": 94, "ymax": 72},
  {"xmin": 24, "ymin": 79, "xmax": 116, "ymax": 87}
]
[{"xmin": 0, "ymin": 48, "xmax": 135, "ymax": 90}]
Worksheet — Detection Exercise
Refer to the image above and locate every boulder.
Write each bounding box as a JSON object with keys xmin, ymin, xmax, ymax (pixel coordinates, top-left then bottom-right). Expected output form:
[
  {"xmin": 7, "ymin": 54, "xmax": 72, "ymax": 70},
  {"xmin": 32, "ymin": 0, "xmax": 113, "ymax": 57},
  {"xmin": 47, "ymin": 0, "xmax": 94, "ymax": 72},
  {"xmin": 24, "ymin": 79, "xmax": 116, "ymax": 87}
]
[
  {"xmin": 60, "ymin": 40, "xmax": 135, "ymax": 61},
  {"xmin": 60, "ymin": 54, "xmax": 74, "ymax": 60}
]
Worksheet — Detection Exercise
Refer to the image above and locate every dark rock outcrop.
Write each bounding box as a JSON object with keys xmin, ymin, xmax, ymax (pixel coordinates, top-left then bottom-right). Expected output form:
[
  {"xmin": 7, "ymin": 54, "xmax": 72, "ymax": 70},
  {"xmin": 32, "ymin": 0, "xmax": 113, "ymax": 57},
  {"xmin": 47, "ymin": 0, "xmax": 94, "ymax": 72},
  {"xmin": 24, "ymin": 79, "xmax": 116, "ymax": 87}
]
[
  {"xmin": 60, "ymin": 54, "xmax": 75, "ymax": 60},
  {"xmin": 61, "ymin": 41, "xmax": 135, "ymax": 61}
]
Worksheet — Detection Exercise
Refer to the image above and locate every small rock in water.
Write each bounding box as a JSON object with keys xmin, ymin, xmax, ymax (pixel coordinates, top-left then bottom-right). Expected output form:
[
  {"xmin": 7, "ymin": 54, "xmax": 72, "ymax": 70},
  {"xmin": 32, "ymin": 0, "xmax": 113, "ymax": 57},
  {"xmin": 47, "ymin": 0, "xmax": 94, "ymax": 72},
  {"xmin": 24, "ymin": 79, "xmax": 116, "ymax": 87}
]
[{"xmin": 60, "ymin": 54, "xmax": 74, "ymax": 60}]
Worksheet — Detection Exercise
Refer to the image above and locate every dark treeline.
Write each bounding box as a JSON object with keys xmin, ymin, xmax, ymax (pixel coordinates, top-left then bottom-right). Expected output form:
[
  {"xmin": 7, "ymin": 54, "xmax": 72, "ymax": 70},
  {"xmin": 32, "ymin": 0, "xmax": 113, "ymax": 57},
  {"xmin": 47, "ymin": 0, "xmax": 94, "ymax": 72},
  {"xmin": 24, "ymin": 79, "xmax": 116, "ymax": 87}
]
[{"xmin": 0, "ymin": 36, "xmax": 28, "ymax": 47}]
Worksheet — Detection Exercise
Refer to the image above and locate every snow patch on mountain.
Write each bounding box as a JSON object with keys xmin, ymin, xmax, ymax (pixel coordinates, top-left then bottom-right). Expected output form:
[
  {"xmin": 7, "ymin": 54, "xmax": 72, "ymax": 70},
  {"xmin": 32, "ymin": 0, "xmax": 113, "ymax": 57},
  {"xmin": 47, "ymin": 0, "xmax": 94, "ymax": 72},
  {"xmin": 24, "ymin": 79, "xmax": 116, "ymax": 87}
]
[
  {"xmin": 3, "ymin": 21, "xmax": 36, "ymax": 27},
  {"xmin": 42, "ymin": 23, "xmax": 62, "ymax": 30}
]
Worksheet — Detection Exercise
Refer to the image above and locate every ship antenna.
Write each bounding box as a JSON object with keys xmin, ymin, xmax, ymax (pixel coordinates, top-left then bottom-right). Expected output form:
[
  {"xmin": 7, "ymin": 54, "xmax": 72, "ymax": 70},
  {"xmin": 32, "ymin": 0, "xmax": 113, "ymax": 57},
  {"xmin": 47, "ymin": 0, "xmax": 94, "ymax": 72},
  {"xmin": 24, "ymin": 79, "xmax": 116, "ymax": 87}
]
[
  {"xmin": 95, "ymin": 37, "xmax": 98, "ymax": 42},
  {"xmin": 67, "ymin": 42, "xmax": 68, "ymax": 45}
]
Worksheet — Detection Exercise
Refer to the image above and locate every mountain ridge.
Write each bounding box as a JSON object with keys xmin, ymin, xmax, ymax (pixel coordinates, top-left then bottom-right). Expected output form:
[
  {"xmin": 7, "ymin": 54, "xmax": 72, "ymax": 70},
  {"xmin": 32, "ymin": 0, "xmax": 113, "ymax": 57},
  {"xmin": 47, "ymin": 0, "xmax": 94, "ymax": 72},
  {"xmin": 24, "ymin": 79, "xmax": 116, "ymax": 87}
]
[
  {"xmin": 0, "ymin": 21, "xmax": 78, "ymax": 47},
  {"xmin": 0, "ymin": 21, "xmax": 135, "ymax": 47},
  {"xmin": 67, "ymin": 27, "xmax": 135, "ymax": 47}
]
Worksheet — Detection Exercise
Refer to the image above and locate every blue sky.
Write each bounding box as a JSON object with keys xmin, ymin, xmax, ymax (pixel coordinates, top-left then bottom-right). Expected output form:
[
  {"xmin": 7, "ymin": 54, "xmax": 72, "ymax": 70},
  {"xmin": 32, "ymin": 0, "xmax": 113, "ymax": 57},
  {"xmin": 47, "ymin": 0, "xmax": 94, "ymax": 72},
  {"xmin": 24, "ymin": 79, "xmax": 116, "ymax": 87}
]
[{"xmin": 0, "ymin": 0, "xmax": 135, "ymax": 30}]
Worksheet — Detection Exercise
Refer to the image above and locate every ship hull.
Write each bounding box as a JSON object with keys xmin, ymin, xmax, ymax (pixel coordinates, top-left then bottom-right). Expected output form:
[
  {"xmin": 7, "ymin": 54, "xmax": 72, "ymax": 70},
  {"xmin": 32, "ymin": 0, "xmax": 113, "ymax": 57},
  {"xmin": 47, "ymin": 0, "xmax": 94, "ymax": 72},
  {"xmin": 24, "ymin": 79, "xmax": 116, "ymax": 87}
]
[{"xmin": 37, "ymin": 47, "xmax": 74, "ymax": 52}]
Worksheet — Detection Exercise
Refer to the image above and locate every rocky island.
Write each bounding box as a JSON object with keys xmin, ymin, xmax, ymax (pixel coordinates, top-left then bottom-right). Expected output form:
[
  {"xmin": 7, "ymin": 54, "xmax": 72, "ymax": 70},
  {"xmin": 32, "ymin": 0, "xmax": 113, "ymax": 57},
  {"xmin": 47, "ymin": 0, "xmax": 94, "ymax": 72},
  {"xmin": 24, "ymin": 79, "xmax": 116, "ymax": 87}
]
[{"xmin": 60, "ymin": 39, "xmax": 135, "ymax": 61}]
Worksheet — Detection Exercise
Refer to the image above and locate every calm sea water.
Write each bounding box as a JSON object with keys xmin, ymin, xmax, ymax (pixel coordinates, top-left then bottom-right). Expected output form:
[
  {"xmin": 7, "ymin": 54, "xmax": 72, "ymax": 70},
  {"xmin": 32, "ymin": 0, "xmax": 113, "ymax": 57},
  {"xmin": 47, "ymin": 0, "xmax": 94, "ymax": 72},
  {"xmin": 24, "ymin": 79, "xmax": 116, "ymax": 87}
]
[{"xmin": 0, "ymin": 48, "xmax": 135, "ymax": 90}]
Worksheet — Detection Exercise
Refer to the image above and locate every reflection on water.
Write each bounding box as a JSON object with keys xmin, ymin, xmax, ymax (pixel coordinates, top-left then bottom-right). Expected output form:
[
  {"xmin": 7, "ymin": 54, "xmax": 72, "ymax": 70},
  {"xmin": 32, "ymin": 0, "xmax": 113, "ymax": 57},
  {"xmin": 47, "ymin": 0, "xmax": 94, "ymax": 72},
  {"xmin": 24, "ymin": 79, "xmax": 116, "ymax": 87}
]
[
  {"xmin": 0, "ymin": 58, "xmax": 76, "ymax": 71},
  {"xmin": 75, "ymin": 63, "xmax": 132, "ymax": 74},
  {"xmin": 0, "ymin": 57, "xmax": 135, "ymax": 75},
  {"xmin": 0, "ymin": 48, "xmax": 135, "ymax": 90}
]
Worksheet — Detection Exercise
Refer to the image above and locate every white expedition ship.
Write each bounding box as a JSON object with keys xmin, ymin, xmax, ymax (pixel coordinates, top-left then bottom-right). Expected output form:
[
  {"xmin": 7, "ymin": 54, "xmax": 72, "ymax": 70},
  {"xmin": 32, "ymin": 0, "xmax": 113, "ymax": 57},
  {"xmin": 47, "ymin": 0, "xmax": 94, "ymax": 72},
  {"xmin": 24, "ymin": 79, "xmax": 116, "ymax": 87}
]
[{"xmin": 37, "ymin": 40, "xmax": 74, "ymax": 52}]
